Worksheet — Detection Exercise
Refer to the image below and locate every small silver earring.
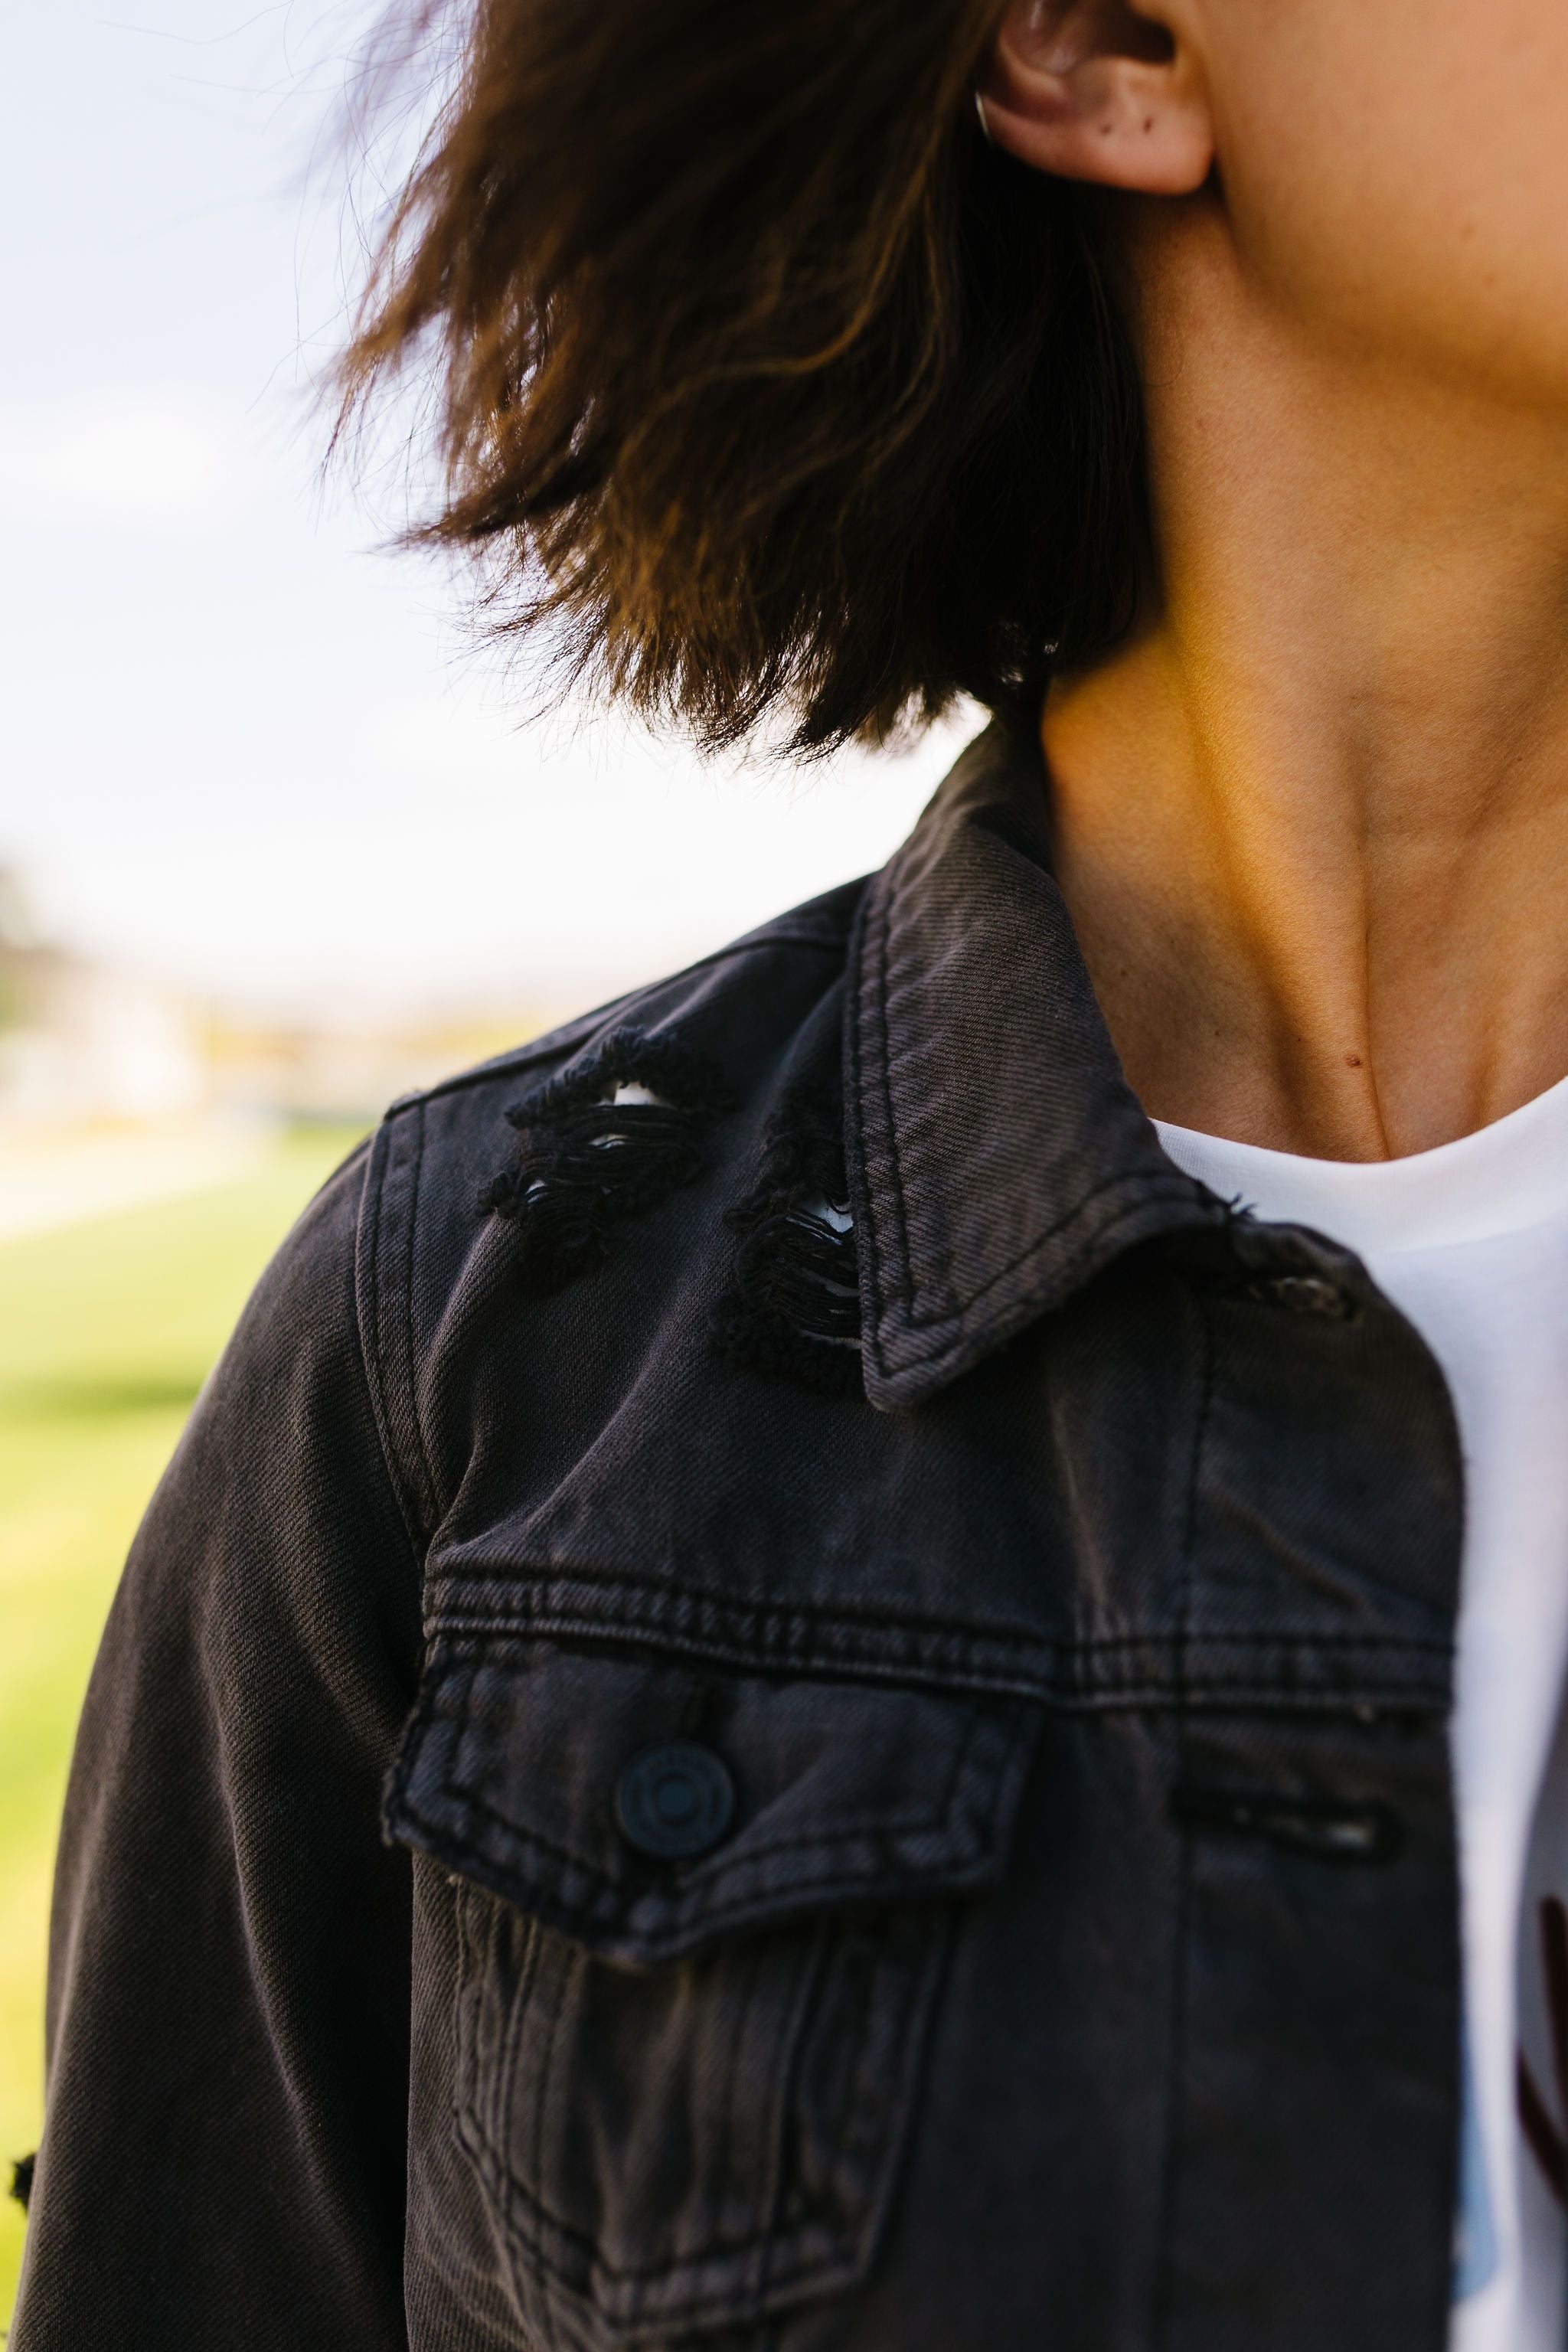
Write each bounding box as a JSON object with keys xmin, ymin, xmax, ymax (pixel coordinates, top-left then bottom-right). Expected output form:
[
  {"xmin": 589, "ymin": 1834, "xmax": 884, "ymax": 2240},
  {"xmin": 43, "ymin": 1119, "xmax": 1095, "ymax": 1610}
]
[{"xmin": 972, "ymin": 86, "xmax": 996, "ymax": 145}]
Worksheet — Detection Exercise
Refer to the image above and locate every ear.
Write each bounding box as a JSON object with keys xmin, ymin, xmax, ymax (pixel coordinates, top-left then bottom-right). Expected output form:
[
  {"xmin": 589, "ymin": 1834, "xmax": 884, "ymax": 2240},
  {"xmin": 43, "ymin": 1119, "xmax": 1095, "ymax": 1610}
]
[{"xmin": 976, "ymin": 0, "xmax": 1212, "ymax": 196}]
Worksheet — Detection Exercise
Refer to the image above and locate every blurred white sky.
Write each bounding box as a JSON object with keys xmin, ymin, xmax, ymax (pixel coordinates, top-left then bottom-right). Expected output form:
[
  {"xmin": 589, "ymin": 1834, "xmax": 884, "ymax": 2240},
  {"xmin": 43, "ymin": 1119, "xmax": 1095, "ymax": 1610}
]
[{"xmin": 0, "ymin": 1, "xmax": 975, "ymax": 1025}]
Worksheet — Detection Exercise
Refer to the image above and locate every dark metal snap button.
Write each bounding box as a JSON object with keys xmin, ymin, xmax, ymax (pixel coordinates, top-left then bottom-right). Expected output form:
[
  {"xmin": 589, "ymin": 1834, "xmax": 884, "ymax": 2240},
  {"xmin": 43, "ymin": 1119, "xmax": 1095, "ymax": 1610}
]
[{"xmin": 615, "ymin": 1742, "xmax": 737, "ymax": 1861}]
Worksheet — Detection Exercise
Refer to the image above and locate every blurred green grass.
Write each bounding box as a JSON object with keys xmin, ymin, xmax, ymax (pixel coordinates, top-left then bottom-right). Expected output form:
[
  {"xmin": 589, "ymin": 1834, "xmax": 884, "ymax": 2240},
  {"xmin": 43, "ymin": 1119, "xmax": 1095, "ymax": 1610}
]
[{"xmin": 0, "ymin": 1125, "xmax": 364, "ymax": 2332}]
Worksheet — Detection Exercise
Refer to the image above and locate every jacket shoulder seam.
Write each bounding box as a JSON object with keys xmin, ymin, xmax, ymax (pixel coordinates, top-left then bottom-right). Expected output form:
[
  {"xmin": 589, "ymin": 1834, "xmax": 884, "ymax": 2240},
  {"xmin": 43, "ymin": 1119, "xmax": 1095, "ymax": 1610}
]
[{"xmin": 387, "ymin": 923, "xmax": 852, "ymax": 1116}]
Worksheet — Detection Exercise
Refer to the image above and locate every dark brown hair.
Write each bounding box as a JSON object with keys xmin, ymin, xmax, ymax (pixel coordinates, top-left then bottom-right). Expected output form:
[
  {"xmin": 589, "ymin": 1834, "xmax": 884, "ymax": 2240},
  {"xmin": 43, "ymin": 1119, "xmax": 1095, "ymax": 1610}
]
[{"xmin": 339, "ymin": 0, "xmax": 1145, "ymax": 753}]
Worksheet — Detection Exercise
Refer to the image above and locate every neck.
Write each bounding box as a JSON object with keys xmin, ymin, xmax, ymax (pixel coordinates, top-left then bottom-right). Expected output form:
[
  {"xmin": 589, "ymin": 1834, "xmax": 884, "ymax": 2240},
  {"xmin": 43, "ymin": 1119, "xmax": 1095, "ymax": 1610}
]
[{"xmin": 1043, "ymin": 198, "xmax": 1568, "ymax": 1160}]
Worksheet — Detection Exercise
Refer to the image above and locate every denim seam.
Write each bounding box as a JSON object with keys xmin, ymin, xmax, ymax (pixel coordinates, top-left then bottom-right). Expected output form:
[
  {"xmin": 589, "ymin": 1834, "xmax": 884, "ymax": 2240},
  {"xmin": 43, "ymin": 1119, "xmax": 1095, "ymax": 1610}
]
[
  {"xmin": 460, "ymin": 1928, "xmax": 923, "ymax": 2300},
  {"xmin": 420, "ymin": 1650, "xmax": 1452, "ymax": 1730},
  {"xmin": 452, "ymin": 1892, "xmax": 490, "ymax": 2199},
  {"xmin": 408, "ymin": 1799, "xmax": 994, "ymax": 1955},
  {"xmin": 484, "ymin": 2174, "xmax": 854, "ymax": 2299},
  {"xmin": 872, "ymin": 849, "xmax": 957, "ymax": 1330},
  {"xmin": 423, "ymin": 1575, "xmax": 1450, "ymax": 1655},
  {"xmin": 400, "ymin": 1096, "xmax": 444, "ymax": 1539},
  {"xmin": 531, "ymin": 1933, "xmax": 570, "ymax": 2352},
  {"xmin": 413, "ymin": 1622, "xmax": 1451, "ymax": 1717},
  {"xmin": 754, "ymin": 1921, "xmax": 830, "ymax": 2311},
  {"xmin": 499, "ymin": 1905, "xmax": 545, "ymax": 2194},
  {"xmin": 845, "ymin": 874, "xmax": 891, "ymax": 1381},
  {"xmin": 700, "ymin": 1928, "xmax": 766, "ymax": 2315},
  {"xmin": 353, "ymin": 1119, "xmax": 429, "ymax": 1568},
  {"xmin": 395, "ymin": 1779, "xmax": 996, "ymax": 1969},
  {"xmin": 423, "ymin": 1601, "xmax": 1450, "ymax": 1675},
  {"xmin": 855, "ymin": 844, "xmax": 1221, "ymax": 1374},
  {"xmin": 469, "ymin": 2019, "xmax": 861, "ymax": 2287},
  {"xmin": 383, "ymin": 1641, "xmax": 481, "ymax": 1853},
  {"xmin": 873, "ymin": 1183, "xmax": 1219, "ymax": 1370}
]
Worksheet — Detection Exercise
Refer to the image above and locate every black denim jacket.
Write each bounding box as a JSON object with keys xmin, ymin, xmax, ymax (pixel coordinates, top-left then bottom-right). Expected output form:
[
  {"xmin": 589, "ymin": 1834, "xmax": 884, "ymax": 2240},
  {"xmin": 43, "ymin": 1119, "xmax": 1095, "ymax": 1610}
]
[{"xmin": 15, "ymin": 724, "xmax": 1466, "ymax": 2352}]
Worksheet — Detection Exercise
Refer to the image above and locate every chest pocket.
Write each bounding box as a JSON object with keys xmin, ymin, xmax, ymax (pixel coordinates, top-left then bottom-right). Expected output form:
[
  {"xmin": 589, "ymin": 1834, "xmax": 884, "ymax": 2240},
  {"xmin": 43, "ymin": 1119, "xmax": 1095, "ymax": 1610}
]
[{"xmin": 387, "ymin": 1634, "xmax": 1037, "ymax": 2349}]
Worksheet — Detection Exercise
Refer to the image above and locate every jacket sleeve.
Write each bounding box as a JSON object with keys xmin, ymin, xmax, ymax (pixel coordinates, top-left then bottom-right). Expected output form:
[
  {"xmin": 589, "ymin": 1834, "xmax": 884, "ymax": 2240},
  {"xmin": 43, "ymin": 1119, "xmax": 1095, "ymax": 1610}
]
[{"xmin": 11, "ymin": 1142, "xmax": 423, "ymax": 2352}]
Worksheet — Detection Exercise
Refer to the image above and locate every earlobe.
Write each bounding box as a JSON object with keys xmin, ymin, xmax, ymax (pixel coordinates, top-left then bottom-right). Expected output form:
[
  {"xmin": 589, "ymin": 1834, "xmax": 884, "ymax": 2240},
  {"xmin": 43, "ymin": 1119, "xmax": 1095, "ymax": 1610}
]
[{"xmin": 976, "ymin": 0, "xmax": 1213, "ymax": 198}]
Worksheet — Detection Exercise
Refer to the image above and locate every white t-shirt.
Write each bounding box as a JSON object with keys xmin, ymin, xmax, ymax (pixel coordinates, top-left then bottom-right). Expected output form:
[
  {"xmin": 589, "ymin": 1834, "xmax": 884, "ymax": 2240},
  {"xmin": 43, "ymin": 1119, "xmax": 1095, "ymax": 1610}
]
[{"xmin": 1156, "ymin": 1076, "xmax": 1568, "ymax": 2351}]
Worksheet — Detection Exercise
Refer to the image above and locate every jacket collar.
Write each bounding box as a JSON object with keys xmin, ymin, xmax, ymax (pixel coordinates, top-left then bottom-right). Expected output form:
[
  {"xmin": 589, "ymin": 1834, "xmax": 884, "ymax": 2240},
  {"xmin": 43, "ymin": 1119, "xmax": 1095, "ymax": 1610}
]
[{"xmin": 844, "ymin": 721, "xmax": 1225, "ymax": 1411}]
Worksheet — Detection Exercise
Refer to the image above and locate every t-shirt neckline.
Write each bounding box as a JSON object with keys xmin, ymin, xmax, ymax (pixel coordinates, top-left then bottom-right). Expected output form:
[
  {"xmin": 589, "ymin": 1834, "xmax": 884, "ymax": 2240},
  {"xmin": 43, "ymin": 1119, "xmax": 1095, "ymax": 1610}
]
[{"xmin": 1154, "ymin": 1066, "xmax": 1568, "ymax": 1256}]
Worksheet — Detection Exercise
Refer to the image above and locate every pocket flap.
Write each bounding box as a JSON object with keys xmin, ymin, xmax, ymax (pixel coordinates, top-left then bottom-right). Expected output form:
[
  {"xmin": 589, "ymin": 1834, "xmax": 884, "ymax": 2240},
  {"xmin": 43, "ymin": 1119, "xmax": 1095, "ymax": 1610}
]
[{"xmin": 386, "ymin": 1635, "xmax": 1038, "ymax": 1965}]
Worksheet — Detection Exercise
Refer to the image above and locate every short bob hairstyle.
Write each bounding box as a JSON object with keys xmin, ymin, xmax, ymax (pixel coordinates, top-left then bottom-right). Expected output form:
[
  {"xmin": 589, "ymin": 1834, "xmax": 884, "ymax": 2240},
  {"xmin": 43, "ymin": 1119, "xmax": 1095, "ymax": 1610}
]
[{"xmin": 340, "ymin": 0, "xmax": 1146, "ymax": 752}]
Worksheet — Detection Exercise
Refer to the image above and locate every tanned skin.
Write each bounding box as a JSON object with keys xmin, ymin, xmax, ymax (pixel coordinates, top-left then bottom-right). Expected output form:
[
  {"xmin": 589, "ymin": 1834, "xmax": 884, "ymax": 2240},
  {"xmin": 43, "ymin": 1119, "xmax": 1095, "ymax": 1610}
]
[{"xmin": 978, "ymin": 0, "xmax": 1568, "ymax": 1160}]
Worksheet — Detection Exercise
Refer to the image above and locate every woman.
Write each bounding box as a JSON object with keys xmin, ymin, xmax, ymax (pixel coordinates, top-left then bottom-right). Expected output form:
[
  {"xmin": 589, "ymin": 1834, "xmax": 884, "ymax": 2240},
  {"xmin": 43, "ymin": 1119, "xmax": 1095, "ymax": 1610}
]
[{"xmin": 15, "ymin": 0, "xmax": 1568, "ymax": 2345}]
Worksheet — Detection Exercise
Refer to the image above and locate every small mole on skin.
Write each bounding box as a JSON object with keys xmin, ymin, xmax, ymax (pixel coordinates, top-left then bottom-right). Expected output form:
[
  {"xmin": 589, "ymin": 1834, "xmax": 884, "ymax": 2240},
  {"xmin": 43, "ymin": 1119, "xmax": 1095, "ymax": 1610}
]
[
  {"xmin": 1144, "ymin": 118, "xmax": 1153, "ymax": 132},
  {"xmin": 1344, "ymin": 1054, "xmax": 1363, "ymax": 1069}
]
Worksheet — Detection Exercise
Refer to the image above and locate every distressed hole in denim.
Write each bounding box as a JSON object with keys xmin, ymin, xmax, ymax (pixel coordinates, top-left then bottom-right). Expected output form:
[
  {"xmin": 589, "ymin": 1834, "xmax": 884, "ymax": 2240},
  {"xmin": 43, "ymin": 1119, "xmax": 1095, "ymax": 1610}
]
[
  {"xmin": 714, "ymin": 1079, "xmax": 863, "ymax": 1396},
  {"xmin": 479, "ymin": 1028, "xmax": 733, "ymax": 1295}
]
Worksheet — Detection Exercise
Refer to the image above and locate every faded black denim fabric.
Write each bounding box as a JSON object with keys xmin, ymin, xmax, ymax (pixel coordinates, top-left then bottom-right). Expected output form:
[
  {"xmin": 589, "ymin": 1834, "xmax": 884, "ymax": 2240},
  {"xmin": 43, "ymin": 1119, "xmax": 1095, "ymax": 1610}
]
[{"xmin": 14, "ymin": 724, "xmax": 1466, "ymax": 2351}]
